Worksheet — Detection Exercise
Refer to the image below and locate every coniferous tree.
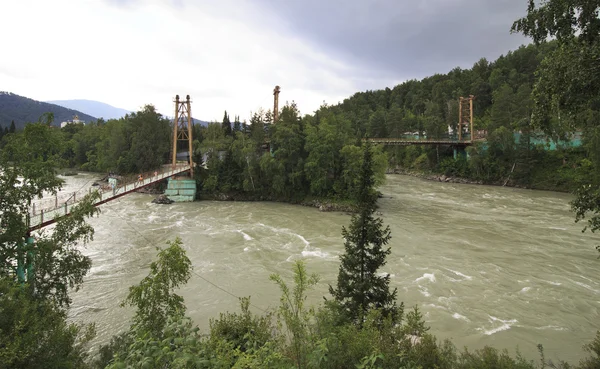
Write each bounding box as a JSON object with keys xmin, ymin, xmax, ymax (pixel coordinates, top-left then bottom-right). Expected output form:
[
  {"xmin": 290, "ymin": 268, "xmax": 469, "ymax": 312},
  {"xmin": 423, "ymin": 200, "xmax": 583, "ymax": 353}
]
[
  {"xmin": 233, "ymin": 115, "xmax": 241, "ymax": 132},
  {"xmin": 222, "ymin": 111, "xmax": 232, "ymax": 136},
  {"xmin": 0, "ymin": 124, "xmax": 4, "ymax": 141},
  {"xmin": 9, "ymin": 121, "xmax": 16, "ymax": 133},
  {"xmin": 329, "ymin": 140, "xmax": 401, "ymax": 327}
]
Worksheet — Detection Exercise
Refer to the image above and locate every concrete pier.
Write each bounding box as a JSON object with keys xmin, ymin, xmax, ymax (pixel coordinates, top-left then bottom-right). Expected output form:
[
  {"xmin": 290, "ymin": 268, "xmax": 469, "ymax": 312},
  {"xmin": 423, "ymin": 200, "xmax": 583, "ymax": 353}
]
[{"xmin": 164, "ymin": 177, "xmax": 196, "ymax": 202}]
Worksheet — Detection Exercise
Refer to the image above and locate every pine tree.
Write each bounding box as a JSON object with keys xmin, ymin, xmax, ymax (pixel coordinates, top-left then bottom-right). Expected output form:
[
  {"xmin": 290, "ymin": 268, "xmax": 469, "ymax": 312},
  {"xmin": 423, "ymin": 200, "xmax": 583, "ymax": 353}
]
[
  {"xmin": 9, "ymin": 120, "xmax": 16, "ymax": 133},
  {"xmin": 233, "ymin": 115, "xmax": 241, "ymax": 132},
  {"xmin": 329, "ymin": 140, "xmax": 402, "ymax": 327},
  {"xmin": 222, "ymin": 111, "xmax": 232, "ymax": 136}
]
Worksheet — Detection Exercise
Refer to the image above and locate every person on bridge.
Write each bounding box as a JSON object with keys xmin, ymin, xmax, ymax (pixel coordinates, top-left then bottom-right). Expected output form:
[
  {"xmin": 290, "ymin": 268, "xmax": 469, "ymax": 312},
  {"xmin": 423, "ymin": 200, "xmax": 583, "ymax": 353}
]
[{"xmin": 138, "ymin": 174, "xmax": 143, "ymax": 182}]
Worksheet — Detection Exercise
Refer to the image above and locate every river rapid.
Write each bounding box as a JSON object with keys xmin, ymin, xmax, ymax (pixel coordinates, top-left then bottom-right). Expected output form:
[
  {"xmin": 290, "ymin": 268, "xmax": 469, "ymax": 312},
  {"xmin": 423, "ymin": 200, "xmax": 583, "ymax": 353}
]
[{"xmin": 48, "ymin": 173, "xmax": 599, "ymax": 363}]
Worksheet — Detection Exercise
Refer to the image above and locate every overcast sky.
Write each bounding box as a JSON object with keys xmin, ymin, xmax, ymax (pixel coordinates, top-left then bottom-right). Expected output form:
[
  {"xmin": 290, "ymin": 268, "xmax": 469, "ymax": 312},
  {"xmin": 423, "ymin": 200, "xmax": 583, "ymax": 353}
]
[{"xmin": 1, "ymin": 0, "xmax": 529, "ymax": 121}]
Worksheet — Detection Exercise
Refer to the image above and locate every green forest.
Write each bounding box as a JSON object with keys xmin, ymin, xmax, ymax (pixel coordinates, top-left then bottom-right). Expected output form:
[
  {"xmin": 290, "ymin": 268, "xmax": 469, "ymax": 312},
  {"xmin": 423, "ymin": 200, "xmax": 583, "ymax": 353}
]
[
  {"xmin": 7, "ymin": 34, "xmax": 593, "ymax": 200},
  {"xmin": 1, "ymin": 0, "xmax": 600, "ymax": 367}
]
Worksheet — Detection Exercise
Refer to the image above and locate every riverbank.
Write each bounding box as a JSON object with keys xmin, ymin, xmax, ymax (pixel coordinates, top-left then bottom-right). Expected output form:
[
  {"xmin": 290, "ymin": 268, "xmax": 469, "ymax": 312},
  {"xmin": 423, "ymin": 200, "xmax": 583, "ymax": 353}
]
[
  {"xmin": 387, "ymin": 167, "xmax": 568, "ymax": 192},
  {"xmin": 198, "ymin": 192, "xmax": 358, "ymax": 213}
]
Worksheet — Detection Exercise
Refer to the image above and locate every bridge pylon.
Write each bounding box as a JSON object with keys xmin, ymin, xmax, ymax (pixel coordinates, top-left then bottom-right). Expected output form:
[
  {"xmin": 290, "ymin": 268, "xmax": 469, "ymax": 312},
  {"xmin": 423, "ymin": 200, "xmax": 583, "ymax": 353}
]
[
  {"xmin": 458, "ymin": 95, "xmax": 475, "ymax": 142},
  {"xmin": 273, "ymin": 85, "xmax": 280, "ymax": 123},
  {"xmin": 172, "ymin": 94, "xmax": 194, "ymax": 177}
]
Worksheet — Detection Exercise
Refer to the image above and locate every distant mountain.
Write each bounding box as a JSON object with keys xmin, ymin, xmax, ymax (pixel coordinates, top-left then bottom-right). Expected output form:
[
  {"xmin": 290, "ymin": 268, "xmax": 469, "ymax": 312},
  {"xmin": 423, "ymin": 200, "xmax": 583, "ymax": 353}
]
[
  {"xmin": 193, "ymin": 119, "xmax": 210, "ymax": 127},
  {"xmin": 0, "ymin": 92, "xmax": 96, "ymax": 130},
  {"xmin": 50, "ymin": 100, "xmax": 210, "ymax": 125},
  {"xmin": 47, "ymin": 99, "xmax": 132, "ymax": 120}
]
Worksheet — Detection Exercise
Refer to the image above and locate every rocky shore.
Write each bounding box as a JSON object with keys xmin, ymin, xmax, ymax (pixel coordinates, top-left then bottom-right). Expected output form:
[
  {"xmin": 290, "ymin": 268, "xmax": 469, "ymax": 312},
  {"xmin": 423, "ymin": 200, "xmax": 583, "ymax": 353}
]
[
  {"xmin": 386, "ymin": 167, "xmax": 538, "ymax": 190},
  {"xmin": 199, "ymin": 192, "xmax": 357, "ymax": 213}
]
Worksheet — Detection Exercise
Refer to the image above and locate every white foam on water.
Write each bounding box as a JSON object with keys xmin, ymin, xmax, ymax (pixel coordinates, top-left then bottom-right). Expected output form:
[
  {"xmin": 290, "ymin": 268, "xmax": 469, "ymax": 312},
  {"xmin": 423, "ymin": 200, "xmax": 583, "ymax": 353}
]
[
  {"xmin": 479, "ymin": 324, "xmax": 512, "ymax": 335},
  {"xmin": 419, "ymin": 286, "xmax": 431, "ymax": 297},
  {"xmin": 237, "ymin": 230, "xmax": 253, "ymax": 241},
  {"xmin": 580, "ymin": 275, "xmax": 596, "ymax": 283},
  {"xmin": 243, "ymin": 247, "xmax": 250, "ymax": 252},
  {"xmin": 477, "ymin": 316, "xmax": 518, "ymax": 336},
  {"xmin": 544, "ymin": 280, "xmax": 562, "ymax": 286},
  {"xmin": 377, "ymin": 272, "xmax": 395, "ymax": 278},
  {"xmin": 534, "ymin": 325, "xmax": 567, "ymax": 331},
  {"xmin": 575, "ymin": 282, "xmax": 600, "ymax": 294},
  {"xmin": 416, "ymin": 273, "xmax": 436, "ymax": 283},
  {"xmin": 425, "ymin": 303, "xmax": 447, "ymax": 310},
  {"xmin": 301, "ymin": 249, "xmax": 329, "ymax": 259},
  {"xmin": 296, "ymin": 234, "xmax": 310, "ymax": 247},
  {"xmin": 548, "ymin": 226, "xmax": 567, "ymax": 231},
  {"xmin": 519, "ymin": 287, "xmax": 532, "ymax": 293},
  {"xmin": 452, "ymin": 313, "xmax": 469, "ymax": 322},
  {"xmin": 446, "ymin": 269, "xmax": 473, "ymax": 281}
]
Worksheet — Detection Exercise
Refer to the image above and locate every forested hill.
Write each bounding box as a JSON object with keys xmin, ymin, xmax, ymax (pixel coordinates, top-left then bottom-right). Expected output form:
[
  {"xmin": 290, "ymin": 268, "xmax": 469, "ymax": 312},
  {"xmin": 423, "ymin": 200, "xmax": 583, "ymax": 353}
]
[
  {"xmin": 0, "ymin": 92, "xmax": 96, "ymax": 129},
  {"xmin": 320, "ymin": 41, "xmax": 558, "ymax": 139},
  {"xmin": 306, "ymin": 40, "xmax": 588, "ymax": 192}
]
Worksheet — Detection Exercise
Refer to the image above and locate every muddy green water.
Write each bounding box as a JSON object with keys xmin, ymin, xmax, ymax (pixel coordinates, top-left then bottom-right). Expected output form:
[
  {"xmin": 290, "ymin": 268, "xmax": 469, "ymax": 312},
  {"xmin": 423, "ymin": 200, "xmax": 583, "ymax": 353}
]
[{"xmin": 51, "ymin": 173, "xmax": 599, "ymax": 363}]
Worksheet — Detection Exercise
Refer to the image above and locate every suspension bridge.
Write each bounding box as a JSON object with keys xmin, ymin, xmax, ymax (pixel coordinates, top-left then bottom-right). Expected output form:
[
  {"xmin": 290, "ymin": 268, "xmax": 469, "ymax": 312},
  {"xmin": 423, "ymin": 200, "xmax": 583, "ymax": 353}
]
[
  {"xmin": 26, "ymin": 94, "xmax": 196, "ymax": 233},
  {"xmin": 26, "ymin": 164, "xmax": 192, "ymax": 232},
  {"xmin": 365, "ymin": 132, "xmax": 486, "ymax": 146}
]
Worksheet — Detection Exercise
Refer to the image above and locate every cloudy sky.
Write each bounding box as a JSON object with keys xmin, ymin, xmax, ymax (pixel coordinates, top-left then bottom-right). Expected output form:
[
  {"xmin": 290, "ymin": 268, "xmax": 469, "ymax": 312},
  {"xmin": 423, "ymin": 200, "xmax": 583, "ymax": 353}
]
[{"xmin": 1, "ymin": 0, "xmax": 529, "ymax": 121}]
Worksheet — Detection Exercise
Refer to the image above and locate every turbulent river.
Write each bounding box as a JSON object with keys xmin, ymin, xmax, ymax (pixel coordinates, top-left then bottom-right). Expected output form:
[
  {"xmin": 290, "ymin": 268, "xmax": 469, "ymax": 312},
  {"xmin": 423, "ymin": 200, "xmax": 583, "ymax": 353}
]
[{"xmin": 47, "ymin": 173, "xmax": 600, "ymax": 363}]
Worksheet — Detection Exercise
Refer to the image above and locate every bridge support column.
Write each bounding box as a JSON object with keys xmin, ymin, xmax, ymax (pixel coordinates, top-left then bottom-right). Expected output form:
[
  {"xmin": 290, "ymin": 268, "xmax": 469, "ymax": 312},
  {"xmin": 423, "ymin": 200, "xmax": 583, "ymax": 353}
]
[
  {"xmin": 17, "ymin": 235, "xmax": 34, "ymax": 284},
  {"xmin": 164, "ymin": 177, "xmax": 196, "ymax": 202}
]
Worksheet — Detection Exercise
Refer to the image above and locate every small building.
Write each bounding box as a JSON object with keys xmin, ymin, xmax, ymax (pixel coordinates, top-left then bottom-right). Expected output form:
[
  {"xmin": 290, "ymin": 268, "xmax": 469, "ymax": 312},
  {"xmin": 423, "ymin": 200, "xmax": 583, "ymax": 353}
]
[{"xmin": 60, "ymin": 115, "xmax": 85, "ymax": 128}]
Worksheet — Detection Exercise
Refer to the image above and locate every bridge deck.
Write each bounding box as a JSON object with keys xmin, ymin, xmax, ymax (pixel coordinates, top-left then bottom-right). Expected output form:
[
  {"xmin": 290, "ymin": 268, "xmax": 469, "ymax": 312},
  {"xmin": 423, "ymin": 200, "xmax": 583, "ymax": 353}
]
[
  {"xmin": 27, "ymin": 164, "xmax": 191, "ymax": 232},
  {"xmin": 366, "ymin": 138, "xmax": 473, "ymax": 146}
]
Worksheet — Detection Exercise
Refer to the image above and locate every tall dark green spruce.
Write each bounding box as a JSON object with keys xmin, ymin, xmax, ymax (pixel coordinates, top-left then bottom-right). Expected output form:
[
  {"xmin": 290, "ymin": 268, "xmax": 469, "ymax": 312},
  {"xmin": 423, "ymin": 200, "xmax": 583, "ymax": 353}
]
[
  {"xmin": 329, "ymin": 139, "xmax": 402, "ymax": 327},
  {"xmin": 222, "ymin": 110, "xmax": 232, "ymax": 136}
]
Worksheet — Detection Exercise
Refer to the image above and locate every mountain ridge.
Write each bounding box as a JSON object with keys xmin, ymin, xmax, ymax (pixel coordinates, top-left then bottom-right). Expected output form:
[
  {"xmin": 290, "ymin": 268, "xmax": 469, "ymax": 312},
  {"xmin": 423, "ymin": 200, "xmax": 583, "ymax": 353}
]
[
  {"xmin": 0, "ymin": 92, "xmax": 96, "ymax": 129},
  {"xmin": 47, "ymin": 99, "xmax": 132, "ymax": 120}
]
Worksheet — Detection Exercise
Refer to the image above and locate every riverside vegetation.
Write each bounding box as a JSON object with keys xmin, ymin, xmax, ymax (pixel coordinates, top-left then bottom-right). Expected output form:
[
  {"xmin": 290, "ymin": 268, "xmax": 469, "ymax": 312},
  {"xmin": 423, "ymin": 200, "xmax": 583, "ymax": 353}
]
[
  {"xmin": 1, "ymin": 0, "xmax": 600, "ymax": 367},
  {"xmin": 2, "ymin": 126, "xmax": 600, "ymax": 369}
]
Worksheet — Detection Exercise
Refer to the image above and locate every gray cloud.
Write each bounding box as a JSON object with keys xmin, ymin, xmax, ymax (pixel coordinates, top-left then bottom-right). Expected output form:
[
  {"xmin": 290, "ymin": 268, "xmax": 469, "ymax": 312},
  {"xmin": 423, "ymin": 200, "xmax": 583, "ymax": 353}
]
[{"xmin": 253, "ymin": 0, "xmax": 531, "ymax": 81}]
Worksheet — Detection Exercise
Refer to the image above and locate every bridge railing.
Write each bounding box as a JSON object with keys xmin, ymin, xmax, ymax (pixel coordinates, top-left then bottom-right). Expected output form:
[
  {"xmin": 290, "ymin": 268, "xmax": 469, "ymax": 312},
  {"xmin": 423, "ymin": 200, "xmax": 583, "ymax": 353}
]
[{"xmin": 27, "ymin": 164, "xmax": 191, "ymax": 229}]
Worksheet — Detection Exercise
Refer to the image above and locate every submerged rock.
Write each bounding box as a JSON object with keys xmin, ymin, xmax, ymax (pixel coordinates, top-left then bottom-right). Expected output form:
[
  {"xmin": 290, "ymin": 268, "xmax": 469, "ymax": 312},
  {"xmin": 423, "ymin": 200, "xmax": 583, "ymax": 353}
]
[{"xmin": 152, "ymin": 195, "xmax": 174, "ymax": 204}]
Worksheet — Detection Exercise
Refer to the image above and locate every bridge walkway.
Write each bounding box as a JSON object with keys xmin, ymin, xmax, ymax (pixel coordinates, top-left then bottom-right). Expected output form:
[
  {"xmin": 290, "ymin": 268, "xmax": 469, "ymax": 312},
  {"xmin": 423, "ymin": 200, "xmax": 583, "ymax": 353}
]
[{"xmin": 27, "ymin": 164, "xmax": 191, "ymax": 232}]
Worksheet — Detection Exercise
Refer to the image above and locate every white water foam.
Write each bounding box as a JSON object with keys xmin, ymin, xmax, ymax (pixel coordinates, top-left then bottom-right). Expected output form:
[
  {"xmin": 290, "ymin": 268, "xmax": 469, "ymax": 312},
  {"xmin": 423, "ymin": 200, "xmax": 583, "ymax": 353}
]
[
  {"xmin": 296, "ymin": 234, "xmax": 310, "ymax": 247},
  {"xmin": 301, "ymin": 249, "xmax": 330, "ymax": 259},
  {"xmin": 534, "ymin": 325, "xmax": 567, "ymax": 331},
  {"xmin": 416, "ymin": 273, "xmax": 436, "ymax": 283},
  {"xmin": 519, "ymin": 287, "xmax": 532, "ymax": 293},
  {"xmin": 452, "ymin": 313, "xmax": 469, "ymax": 322},
  {"xmin": 544, "ymin": 280, "xmax": 562, "ymax": 286},
  {"xmin": 575, "ymin": 282, "xmax": 600, "ymax": 294},
  {"xmin": 419, "ymin": 286, "xmax": 431, "ymax": 297},
  {"xmin": 548, "ymin": 226, "xmax": 567, "ymax": 231},
  {"xmin": 243, "ymin": 247, "xmax": 251, "ymax": 252},
  {"xmin": 580, "ymin": 275, "xmax": 596, "ymax": 284},
  {"xmin": 425, "ymin": 303, "xmax": 447, "ymax": 310},
  {"xmin": 477, "ymin": 316, "xmax": 518, "ymax": 336},
  {"xmin": 237, "ymin": 230, "xmax": 253, "ymax": 241},
  {"xmin": 446, "ymin": 269, "xmax": 473, "ymax": 281}
]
